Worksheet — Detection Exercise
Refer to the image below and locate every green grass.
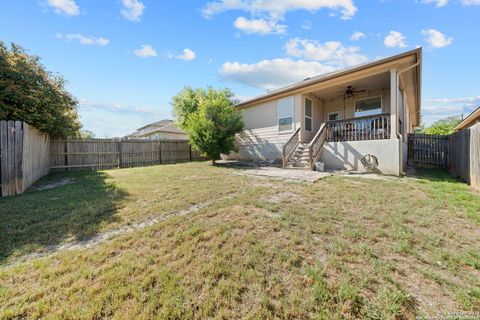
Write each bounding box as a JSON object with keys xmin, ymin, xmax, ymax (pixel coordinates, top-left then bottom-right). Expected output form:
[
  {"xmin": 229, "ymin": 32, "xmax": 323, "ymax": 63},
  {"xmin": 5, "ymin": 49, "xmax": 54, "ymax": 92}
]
[{"xmin": 0, "ymin": 162, "xmax": 479, "ymax": 319}]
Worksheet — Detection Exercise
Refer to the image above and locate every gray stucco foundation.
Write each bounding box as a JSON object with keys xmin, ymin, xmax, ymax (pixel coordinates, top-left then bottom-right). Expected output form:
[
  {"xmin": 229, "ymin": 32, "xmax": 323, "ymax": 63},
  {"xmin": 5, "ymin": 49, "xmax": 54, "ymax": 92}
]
[{"xmin": 320, "ymin": 139, "xmax": 401, "ymax": 176}]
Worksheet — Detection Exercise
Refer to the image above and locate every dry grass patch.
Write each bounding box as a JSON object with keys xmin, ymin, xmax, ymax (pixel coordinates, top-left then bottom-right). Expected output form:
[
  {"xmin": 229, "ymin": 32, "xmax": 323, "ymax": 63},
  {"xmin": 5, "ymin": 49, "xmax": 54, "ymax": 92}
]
[{"xmin": 0, "ymin": 163, "xmax": 479, "ymax": 319}]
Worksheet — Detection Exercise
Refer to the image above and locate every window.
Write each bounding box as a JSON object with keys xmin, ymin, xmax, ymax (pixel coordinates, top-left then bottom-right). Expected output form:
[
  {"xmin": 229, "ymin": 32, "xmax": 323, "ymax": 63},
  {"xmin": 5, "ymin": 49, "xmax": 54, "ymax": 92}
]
[
  {"xmin": 278, "ymin": 97, "xmax": 293, "ymax": 132},
  {"xmin": 328, "ymin": 112, "xmax": 340, "ymax": 121},
  {"xmin": 355, "ymin": 96, "xmax": 382, "ymax": 117},
  {"xmin": 305, "ymin": 98, "xmax": 313, "ymax": 132}
]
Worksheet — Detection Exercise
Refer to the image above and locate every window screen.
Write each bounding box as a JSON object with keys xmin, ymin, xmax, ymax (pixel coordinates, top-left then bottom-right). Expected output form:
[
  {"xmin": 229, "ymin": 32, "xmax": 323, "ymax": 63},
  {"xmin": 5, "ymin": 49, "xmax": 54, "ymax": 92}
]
[
  {"xmin": 278, "ymin": 97, "xmax": 293, "ymax": 132},
  {"xmin": 355, "ymin": 97, "xmax": 382, "ymax": 117}
]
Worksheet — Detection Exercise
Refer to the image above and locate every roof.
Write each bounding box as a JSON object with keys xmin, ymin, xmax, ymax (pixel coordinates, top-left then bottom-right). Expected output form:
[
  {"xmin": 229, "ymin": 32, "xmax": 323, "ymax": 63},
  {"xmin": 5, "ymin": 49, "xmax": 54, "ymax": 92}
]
[
  {"xmin": 136, "ymin": 119, "xmax": 173, "ymax": 131},
  {"xmin": 236, "ymin": 48, "xmax": 422, "ymax": 109},
  {"xmin": 454, "ymin": 106, "xmax": 480, "ymax": 131},
  {"xmin": 134, "ymin": 122, "xmax": 186, "ymax": 138}
]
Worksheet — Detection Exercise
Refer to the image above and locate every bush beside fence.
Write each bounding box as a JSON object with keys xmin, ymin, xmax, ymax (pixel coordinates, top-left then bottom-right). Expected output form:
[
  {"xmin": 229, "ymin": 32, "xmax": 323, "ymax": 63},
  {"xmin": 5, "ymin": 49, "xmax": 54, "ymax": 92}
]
[{"xmin": 0, "ymin": 121, "xmax": 50, "ymax": 197}]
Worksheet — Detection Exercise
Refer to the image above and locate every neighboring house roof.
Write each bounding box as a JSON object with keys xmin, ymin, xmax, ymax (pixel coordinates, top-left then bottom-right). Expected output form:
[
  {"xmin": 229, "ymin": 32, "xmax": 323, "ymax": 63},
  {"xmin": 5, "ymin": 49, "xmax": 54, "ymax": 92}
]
[
  {"xmin": 236, "ymin": 49, "xmax": 422, "ymax": 127},
  {"xmin": 127, "ymin": 120, "xmax": 187, "ymax": 139},
  {"xmin": 136, "ymin": 119, "xmax": 173, "ymax": 131},
  {"xmin": 454, "ymin": 106, "xmax": 480, "ymax": 131},
  {"xmin": 136, "ymin": 123, "xmax": 187, "ymax": 138}
]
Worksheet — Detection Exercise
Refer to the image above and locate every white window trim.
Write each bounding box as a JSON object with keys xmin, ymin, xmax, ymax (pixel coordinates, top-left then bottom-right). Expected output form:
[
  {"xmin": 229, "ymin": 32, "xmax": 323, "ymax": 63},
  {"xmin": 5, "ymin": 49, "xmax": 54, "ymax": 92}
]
[
  {"xmin": 277, "ymin": 96, "xmax": 294, "ymax": 134},
  {"xmin": 304, "ymin": 97, "xmax": 313, "ymax": 132},
  {"xmin": 327, "ymin": 110, "xmax": 340, "ymax": 121},
  {"xmin": 353, "ymin": 95, "xmax": 383, "ymax": 117}
]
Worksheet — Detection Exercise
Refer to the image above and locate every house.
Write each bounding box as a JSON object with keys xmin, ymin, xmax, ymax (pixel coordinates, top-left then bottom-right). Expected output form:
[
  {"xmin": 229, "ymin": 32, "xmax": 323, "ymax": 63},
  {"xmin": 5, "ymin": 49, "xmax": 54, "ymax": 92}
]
[
  {"xmin": 127, "ymin": 120, "xmax": 188, "ymax": 140},
  {"xmin": 225, "ymin": 48, "xmax": 422, "ymax": 176},
  {"xmin": 454, "ymin": 106, "xmax": 480, "ymax": 131}
]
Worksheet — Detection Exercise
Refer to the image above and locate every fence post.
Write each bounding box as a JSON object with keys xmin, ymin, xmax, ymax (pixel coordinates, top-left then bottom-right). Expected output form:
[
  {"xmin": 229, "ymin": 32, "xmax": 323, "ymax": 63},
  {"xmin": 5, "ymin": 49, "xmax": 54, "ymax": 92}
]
[
  {"xmin": 159, "ymin": 141, "xmax": 162, "ymax": 164},
  {"xmin": 64, "ymin": 139, "xmax": 68, "ymax": 171},
  {"xmin": 0, "ymin": 121, "xmax": 7, "ymax": 196},
  {"xmin": 189, "ymin": 144, "xmax": 192, "ymax": 161},
  {"xmin": 14, "ymin": 121, "xmax": 24, "ymax": 194},
  {"xmin": 118, "ymin": 140, "xmax": 122, "ymax": 168}
]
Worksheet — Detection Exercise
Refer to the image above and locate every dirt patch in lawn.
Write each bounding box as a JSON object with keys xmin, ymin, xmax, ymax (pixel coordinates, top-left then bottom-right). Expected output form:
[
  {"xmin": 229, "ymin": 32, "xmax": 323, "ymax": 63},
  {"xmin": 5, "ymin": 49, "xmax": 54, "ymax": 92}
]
[{"xmin": 30, "ymin": 177, "xmax": 76, "ymax": 191}]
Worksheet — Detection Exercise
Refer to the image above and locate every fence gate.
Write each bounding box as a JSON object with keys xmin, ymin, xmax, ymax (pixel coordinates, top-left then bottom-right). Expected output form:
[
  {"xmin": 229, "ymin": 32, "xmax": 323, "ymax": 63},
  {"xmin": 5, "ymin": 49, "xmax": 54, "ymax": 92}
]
[{"xmin": 407, "ymin": 133, "xmax": 449, "ymax": 168}]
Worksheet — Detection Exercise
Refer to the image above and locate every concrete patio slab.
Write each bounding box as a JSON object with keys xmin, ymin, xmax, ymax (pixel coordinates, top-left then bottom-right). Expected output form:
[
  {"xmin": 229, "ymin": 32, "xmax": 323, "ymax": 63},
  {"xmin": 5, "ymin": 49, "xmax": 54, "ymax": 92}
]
[{"xmin": 231, "ymin": 166, "xmax": 332, "ymax": 183}]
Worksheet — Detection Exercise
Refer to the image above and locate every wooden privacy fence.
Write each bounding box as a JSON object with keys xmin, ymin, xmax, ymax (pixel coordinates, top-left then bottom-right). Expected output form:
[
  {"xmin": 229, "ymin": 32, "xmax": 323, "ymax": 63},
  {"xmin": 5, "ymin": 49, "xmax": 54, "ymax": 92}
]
[
  {"xmin": 0, "ymin": 121, "xmax": 50, "ymax": 196},
  {"xmin": 408, "ymin": 127, "xmax": 480, "ymax": 190},
  {"xmin": 449, "ymin": 123, "xmax": 480, "ymax": 189},
  {"xmin": 50, "ymin": 139, "xmax": 204, "ymax": 171},
  {"xmin": 407, "ymin": 133, "xmax": 449, "ymax": 167}
]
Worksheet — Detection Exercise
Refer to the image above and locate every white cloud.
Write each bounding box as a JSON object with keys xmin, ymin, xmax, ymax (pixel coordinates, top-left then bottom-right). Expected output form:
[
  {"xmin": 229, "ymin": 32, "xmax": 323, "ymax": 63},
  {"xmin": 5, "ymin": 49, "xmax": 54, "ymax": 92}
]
[
  {"xmin": 220, "ymin": 36, "xmax": 371, "ymax": 90},
  {"xmin": 421, "ymin": 0, "xmax": 449, "ymax": 7},
  {"xmin": 422, "ymin": 29, "xmax": 453, "ymax": 48},
  {"xmin": 421, "ymin": 96, "xmax": 479, "ymax": 125},
  {"xmin": 220, "ymin": 58, "xmax": 337, "ymax": 90},
  {"xmin": 234, "ymin": 16, "xmax": 286, "ymax": 35},
  {"xmin": 423, "ymin": 96, "xmax": 480, "ymax": 105},
  {"xmin": 202, "ymin": 0, "xmax": 358, "ymax": 19},
  {"xmin": 176, "ymin": 48, "xmax": 197, "ymax": 61},
  {"xmin": 422, "ymin": 105, "xmax": 465, "ymax": 114},
  {"xmin": 384, "ymin": 31, "xmax": 407, "ymax": 48},
  {"xmin": 235, "ymin": 94, "xmax": 255, "ymax": 102},
  {"xmin": 78, "ymin": 99, "xmax": 170, "ymax": 138},
  {"xmin": 134, "ymin": 45, "xmax": 157, "ymax": 58},
  {"xmin": 56, "ymin": 33, "xmax": 109, "ymax": 46},
  {"xmin": 78, "ymin": 99, "xmax": 162, "ymax": 114},
  {"xmin": 350, "ymin": 31, "xmax": 365, "ymax": 41},
  {"xmin": 121, "ymin": 0, "xmax": 145, "ymax": 21},
  {"xmin": 285, "ymin": 38, "xmax": 368, "ymax": 66},
  {"xmin": 47, "ymin": 0, "xmax": 79, "ymax": 16},
  {"xmin": 301, "ymin": 20, "xmax": 312, "ymax": 30},
  {"xmin": 461, "ymin": 0, "xmax": 480, "ymax": 4}
]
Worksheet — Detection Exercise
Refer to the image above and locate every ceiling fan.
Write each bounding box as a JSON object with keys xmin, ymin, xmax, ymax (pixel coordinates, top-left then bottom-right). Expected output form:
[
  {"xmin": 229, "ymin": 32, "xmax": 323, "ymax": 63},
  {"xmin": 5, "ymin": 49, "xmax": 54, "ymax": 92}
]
[{"xmin": 342, "ymin": 86, "xmax": 366, "ymax": 100}]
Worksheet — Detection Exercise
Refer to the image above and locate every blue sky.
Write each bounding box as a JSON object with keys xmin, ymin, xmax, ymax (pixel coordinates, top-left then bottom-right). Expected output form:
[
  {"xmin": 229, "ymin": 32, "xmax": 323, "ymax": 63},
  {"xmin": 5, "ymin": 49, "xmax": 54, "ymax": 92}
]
[{"xmin": 1, "ymin": 0, "xmax": 479, "ymax": 137}]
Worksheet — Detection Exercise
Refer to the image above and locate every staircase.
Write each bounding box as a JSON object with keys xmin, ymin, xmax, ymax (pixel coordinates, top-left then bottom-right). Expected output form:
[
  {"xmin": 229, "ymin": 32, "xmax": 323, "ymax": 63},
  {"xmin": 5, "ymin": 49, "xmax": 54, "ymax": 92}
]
[
  {"xmin": 282, "ymin": 123, "xmax": 328, "ymax": 171},
  {"xmin": 285, "ymin": 142, "xmax": 310, "ymax": 169}
]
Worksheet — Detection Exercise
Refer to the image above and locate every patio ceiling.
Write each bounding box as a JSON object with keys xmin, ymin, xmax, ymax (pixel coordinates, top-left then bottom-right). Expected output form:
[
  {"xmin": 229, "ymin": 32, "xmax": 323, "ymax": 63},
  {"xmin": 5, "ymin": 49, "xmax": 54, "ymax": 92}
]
[{"xmin": 309, "ymin": 72, "xmax": 390, "ymax": 100}]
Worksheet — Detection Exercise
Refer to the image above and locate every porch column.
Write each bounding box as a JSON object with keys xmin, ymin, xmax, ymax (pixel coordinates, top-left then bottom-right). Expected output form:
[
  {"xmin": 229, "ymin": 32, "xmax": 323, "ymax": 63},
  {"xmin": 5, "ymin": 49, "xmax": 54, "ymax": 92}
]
[{"xmin": 390, "ymin": 68, "xmax": 398, "ymax": 139}]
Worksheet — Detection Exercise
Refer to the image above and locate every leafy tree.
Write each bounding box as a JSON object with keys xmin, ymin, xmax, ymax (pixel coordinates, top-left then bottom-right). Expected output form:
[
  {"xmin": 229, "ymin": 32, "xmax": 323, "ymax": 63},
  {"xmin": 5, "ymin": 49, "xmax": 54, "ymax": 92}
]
[
  {"xmin": 0, "ymin": 41, "xmax": 81, "ymax": 137},
  {"xmin": 79, "ymin": 129, "xmax": 95, "ymax": 139},
  {"xmin": 171, "ymin": 86, "xmax": 202, "ymax": 129},
  {"xmin": 424, "ymin": 116, "xmax": 461, "ymax": 135},
  {"xmin": 172, "ymin": 87, "xmax": 244, "ymax": 164}
]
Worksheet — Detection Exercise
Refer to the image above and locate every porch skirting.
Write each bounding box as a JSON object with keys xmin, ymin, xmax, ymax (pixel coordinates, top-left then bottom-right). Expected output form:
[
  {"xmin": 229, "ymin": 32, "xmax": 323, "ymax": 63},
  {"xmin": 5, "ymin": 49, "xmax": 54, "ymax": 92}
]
[
  {"xmin": 224, "ymin": 139, "xmax": 402, "ymax": 176},
  {"xmin": 320, "ymin": 139, "xmax": 401, "ymax": 176}
]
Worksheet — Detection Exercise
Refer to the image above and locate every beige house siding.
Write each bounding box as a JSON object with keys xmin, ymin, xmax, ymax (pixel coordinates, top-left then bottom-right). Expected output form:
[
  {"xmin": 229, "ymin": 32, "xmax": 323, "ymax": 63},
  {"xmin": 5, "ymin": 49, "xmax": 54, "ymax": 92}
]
[
  {"xmin": 146, "ymin": 131, "xmax": 187, "ymax": 140},
  {"xmin": 225, "ymin": 94, "xmax": 302, "ymax": 161}
]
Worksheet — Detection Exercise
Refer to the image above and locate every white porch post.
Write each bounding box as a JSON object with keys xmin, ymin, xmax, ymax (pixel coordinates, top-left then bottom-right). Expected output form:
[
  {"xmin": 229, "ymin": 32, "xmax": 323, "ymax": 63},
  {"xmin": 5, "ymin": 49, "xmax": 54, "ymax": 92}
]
[{"xmin": 390, "ymin": 68, "xmax": 398, "ymax": 139}]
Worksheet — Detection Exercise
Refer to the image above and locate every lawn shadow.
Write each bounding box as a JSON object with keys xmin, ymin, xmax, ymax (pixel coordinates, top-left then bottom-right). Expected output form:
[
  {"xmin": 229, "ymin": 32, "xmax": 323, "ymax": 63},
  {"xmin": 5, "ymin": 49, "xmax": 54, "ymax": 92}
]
[
  {"xmin": 0, "ymin": 170, "xmax": 128, "ymax": 264},
  {"xmin": 215, "ymin": 160, "xmax": 282, "ymax": 171},
  {"xmin": 406, "ymin": 166, "xmax": 463, "ymax": 183}
]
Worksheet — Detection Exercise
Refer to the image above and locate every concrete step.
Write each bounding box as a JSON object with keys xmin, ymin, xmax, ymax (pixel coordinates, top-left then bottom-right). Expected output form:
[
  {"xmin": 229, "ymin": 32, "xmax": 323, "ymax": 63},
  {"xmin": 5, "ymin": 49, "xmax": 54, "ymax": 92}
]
[
  {"xmin": 289, "ymin": 156, "xmax": 307, "ymax": 161},
  {"xmin": 292, "ymin": 151, "xmax": 308, "ymax": 157},
  {"xmin": 286, "ymin": 167, "xmax": 309, "ymax": 170},
  {"xmin": 288, "ymin": 161, "xmax": 309, "ymax": 167},
  {"xmin": 286, "ymin": 164, "xmax": 310, "ymax": 169}
]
